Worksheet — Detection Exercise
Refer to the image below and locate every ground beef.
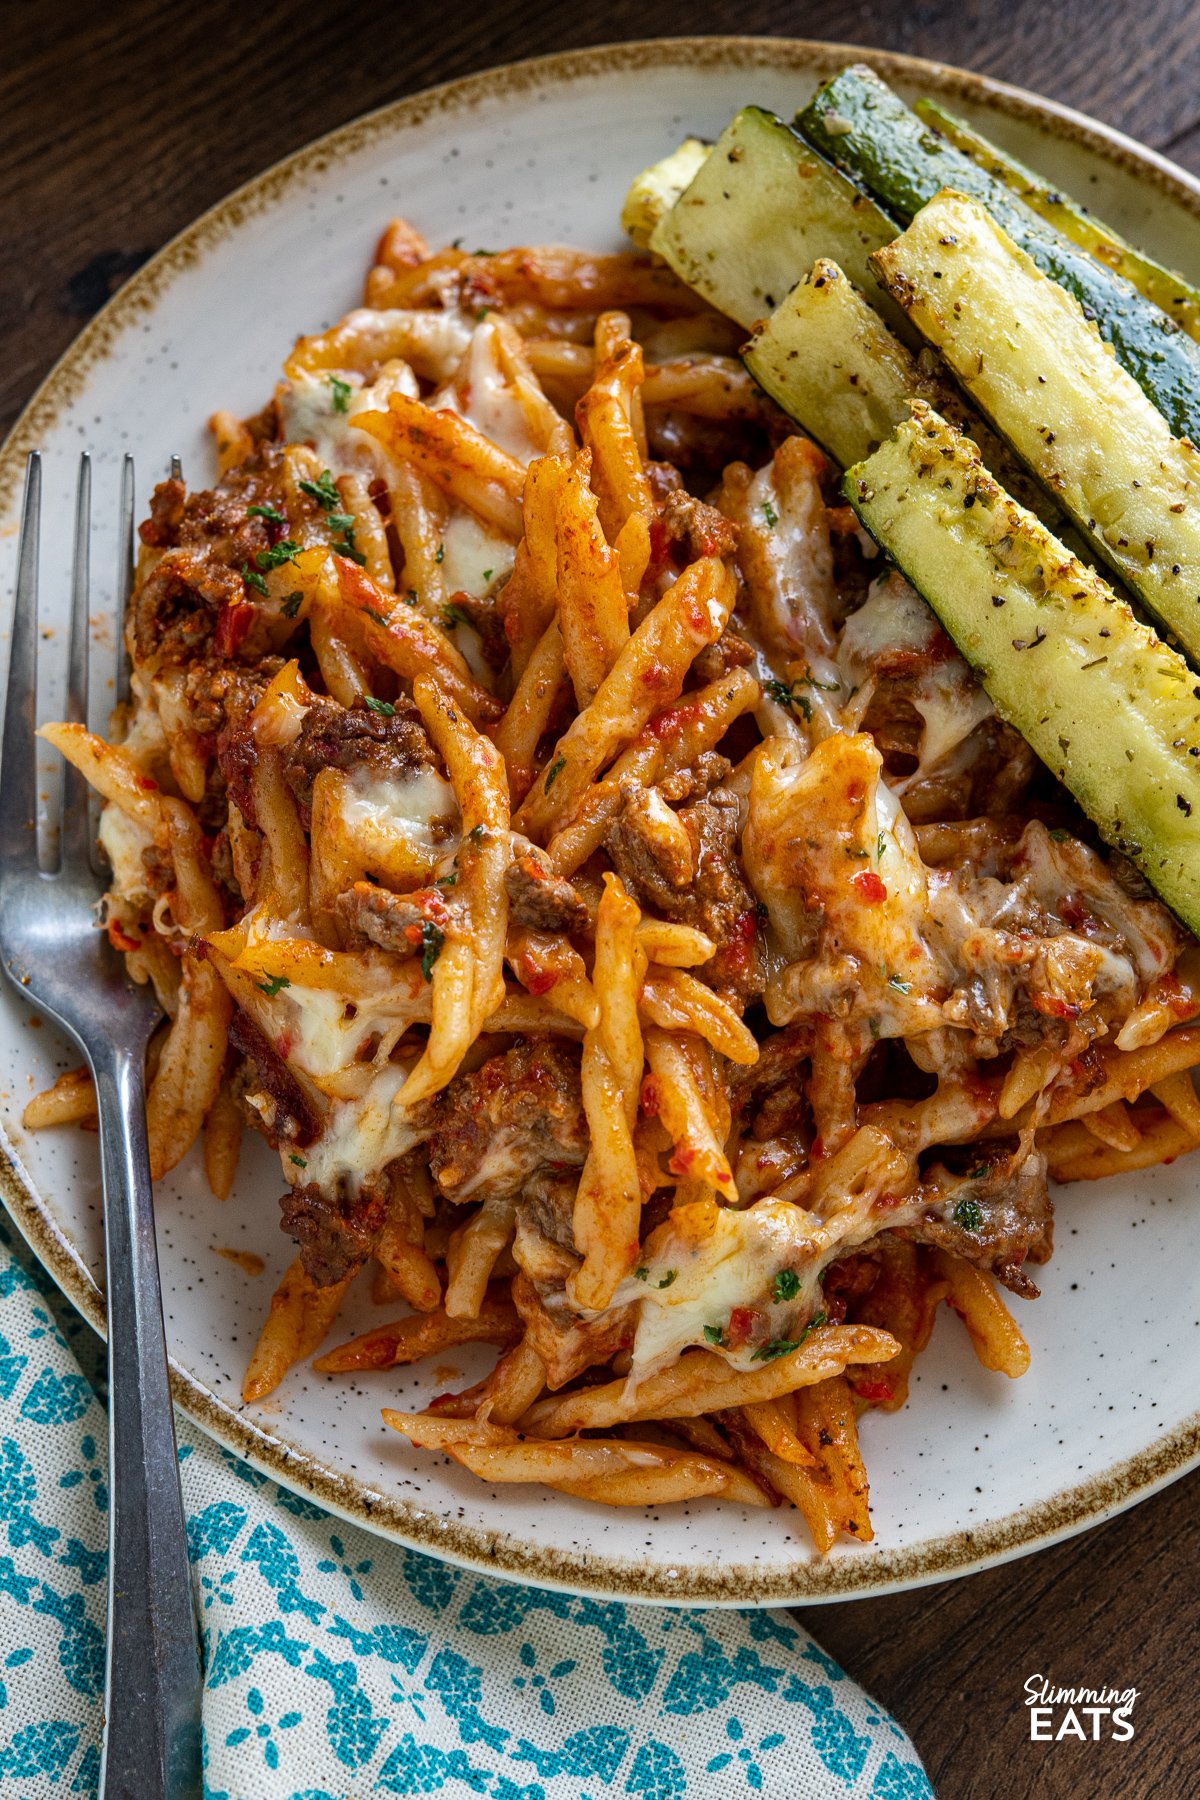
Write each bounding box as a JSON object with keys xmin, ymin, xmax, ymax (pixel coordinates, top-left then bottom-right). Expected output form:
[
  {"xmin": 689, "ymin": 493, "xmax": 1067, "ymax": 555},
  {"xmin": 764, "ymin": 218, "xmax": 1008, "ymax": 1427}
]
[
  {"xmin": 138, "ymin": 444, "xmax": 291, "ymax": 559},
  {"xmin": 691, "ymin": 630, "xmax": 756, "ymax": 685},
  {"xmin": 279, "ymin": 1180, "xmax": 388, "ymax": 1288},
  {"xmin": 335, "ymin": 881, "xmax": 449, "ymax": 956},
  {"xmin": 280, "ymin": 696, "xmax": 436, "ymax": 827},
  {"xmin": 227, "ymin": 1009, "xmax": 321, "ymax": 1149},
  {"xmin": 901, "ymin": 1143, "xmax": 1054, "ymax": 1298},
  {"xmin": 130, "ymin": 551, "xmax": 245, "ymax": 669},
  {"xmin": 729, "ymin": 1023, "xmax": 814, "ymax": 1139},
  {"xmin": 424, "ymin": 1040, "xmax": 588, "ymax": 1207},
  {"xmin": 606, "ymin": 786, "xmax": 762, "ymax": 1000},
  {"xmin": 659, "ymin": 488, "xmax": 740, "ymax": 562},
  {"xmin": 504, "ymin": 843, "xmax": 588, "ymax": 934}
]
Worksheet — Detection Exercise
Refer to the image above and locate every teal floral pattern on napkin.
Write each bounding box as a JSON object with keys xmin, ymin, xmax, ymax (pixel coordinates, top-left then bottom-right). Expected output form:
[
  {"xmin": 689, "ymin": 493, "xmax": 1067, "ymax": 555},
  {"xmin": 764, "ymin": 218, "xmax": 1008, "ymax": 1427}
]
[{"xmin": 0, "ymin": 1215, "xmax": 932, "ymax": 1799}]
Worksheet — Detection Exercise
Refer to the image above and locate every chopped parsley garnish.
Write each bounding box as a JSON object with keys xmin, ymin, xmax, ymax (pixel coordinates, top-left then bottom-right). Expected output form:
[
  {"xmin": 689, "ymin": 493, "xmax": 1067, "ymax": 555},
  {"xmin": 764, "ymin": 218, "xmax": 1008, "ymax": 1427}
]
[
  {"xmin": 257, "ymin": 974, "xmax": 291, "ymax": 998},
  {"xmin": 764, "ymin": 678, "xmax": 812, "ymax": 723},
  {"xmin": 289, "ymin": 1154, "xmax": 307, "ymax": 1169},
  {"xmin": 752, "ymin": 1339, "xmax": 801, "ymax": 1361},
  {"xmin": 888, "ymin": 975, "xmax": 912, "ymax": 994},
  {"xmin": 954, "ymin": 1197, "xmax": 984, "ymax": 1232},
  {"xmin": 635, "ymin": 1267, "xmax": 649, "ymax": 1281},
  {"xmin": 328, "ymin": 374, "xmax": 353, "ymax": 413},
  {"xmin": 877, "ymin": 831, "xmax": 887, "ymax": 862},
  {"xmin": 420, "ymin": 921, "xmax": 445, "ymax": 981},
  {"xmin": 434, "ymin": 872, "xmax": 458, "ymax": 889},
  {"xmin": 405, "ymin": 588, "xmax": 419, "ymax": 605},
  {"xmin": 442, "ymin": 603, "xmax": 470, "ymax": 629},
  {"xmin": 760, "ymin": 499, "xmax": 778, "ymax": 527},
  {"xmin": 334, "ymin": 538, "xmax": 367, "ymax": 566},
  {"xmin": 544, "ymin": 754, "xmax": 566, "ymax": 793},
  {"xmin": 468, "ymin": 824, "xmax": 485, "ymax": 843},
  {"xmin": 482, "ymin": 568, "xmax": 493, "ymax": 582},
  {"xmin": 475, "ymin": 306, "xmax": 492, "ymax": 321},
  {"xmin": 254, "ymin": 538, "xmax": 300, "ymax": 572},
  {"xmin": 1048, "ymin": 827, "xmax": 1068, "ymax": 842},
  {"xmin": 280, "ymin": 590, "xmax": 304, "ymax": 619},
  {"xmin": 241, "ymin": 562, "xmax": 269, "ymax": 597},
  {"xmin": 434, "ymin": 542, "xmax": 445, "ymax": 565},
  {"xmin": 364, "ymin": 606, "xmax": 390, "ymax": 628},
  {"xmin": 364, "ymin": 696, "xmax": 395, "ymax": 717},
  {"xmin": 325, "ymin": 510, "xmax": 357, "ymax": 533},
  {"xmin": 772, "ymin": 1269, "xmax": 801, "ymax": 1304},
  {"xmin": 299, "ymin": 471, "xmax": 341, "ymax": 510},
  {"xmin": 246, "ymin": 502, "xmax": 286, "ymax": 525},
  {"xmin": 702, "ymin": 1324, "xmax": 725, "ymax": 1347},
  {"xmin": 656, "ymin": 1270, "xmax": 677, "ymax": 1289}
]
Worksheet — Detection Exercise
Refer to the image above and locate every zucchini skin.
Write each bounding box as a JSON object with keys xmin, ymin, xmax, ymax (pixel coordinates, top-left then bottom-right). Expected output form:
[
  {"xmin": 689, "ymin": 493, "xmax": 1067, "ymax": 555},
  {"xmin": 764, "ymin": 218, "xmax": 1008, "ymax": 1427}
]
[
  {"xmin": 649, "ymin": 105, "xmax": 905, "ymax": 334},
  {"xmin": 846, "ymin": 403, "xmax": 1200, "ymax": 939},
  {"xmin": 799, "ymin": 66, "xmax": 1200, "ymax": 442},
  {"xmin": 871, "ymin": 192, "xmax": 1200, "ymax": 665},
  {"xmin": 913, "ymin": 97, "xmax": 1200, "ymax": 344}
]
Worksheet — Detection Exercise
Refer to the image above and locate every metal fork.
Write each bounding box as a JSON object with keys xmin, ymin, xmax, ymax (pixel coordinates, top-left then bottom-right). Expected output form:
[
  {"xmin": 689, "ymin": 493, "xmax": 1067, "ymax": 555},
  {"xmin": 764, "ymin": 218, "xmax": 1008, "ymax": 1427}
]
[{"xmin": 0, "ymin": 454, "xmax": 202, "ymax": 1798}]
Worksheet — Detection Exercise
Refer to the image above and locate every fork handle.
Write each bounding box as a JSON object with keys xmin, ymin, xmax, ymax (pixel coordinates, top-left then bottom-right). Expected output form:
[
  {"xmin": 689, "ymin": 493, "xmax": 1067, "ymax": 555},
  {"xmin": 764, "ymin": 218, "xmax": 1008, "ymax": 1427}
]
[{"xmin": 93, "ymin": 1045, "xmax": 203, "ymax": 1800}]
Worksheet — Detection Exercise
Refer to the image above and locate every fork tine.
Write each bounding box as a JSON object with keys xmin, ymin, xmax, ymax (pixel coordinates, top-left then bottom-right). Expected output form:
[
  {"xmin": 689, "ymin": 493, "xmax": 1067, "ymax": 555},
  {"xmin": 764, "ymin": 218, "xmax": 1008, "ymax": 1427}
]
[
  {"xmin": 0, "ymin": 454, "xmax": 41, "ymax": 868},
  {"xmin": 114, "ymin": 454, "xmax": 134, "ymax": 711},
  {"xmin": 61, "ymin": 454, "xmax": 93, "ymax": 867}
]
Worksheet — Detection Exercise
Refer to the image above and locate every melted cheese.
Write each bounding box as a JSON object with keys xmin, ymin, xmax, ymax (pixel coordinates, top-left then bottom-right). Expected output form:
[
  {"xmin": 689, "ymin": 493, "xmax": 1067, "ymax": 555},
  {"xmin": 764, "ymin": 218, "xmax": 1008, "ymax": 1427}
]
[
  {"xmin": 613, "ymin": 1188, "xmax": 934, "ymax": 1382},
  {"xmin": 439, "ymin": 320, "xmax": 542, "ymax": 465},
  {"xmin": 838, "ymin": 573, "xmax": 994, "ymax": 781},
  {"xmin": 295, "ymin": 1061, "xmax": 421, "ymax": 1194},
  {"xmin": 440, "ymin": 510, "xmax": 515, "ymax": 604},
  {"xmin": 98, "ymin": 805, "xmax": 158, "ymax": 906},
  {"xmin": 336, "ymin": 764, "xmax": 461, "ymax": 886},
  {"xmin": 278, "ymin": 372, "xmax": 383, "ymax": 475}
]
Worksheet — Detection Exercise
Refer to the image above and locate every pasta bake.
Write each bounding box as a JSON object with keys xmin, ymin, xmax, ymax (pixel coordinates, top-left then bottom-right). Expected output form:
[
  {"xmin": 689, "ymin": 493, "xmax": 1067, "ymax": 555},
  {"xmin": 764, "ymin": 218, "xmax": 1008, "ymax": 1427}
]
[{"xmin": 31, "ymin": 193, "xmax": 1200, "ymax": 1551}]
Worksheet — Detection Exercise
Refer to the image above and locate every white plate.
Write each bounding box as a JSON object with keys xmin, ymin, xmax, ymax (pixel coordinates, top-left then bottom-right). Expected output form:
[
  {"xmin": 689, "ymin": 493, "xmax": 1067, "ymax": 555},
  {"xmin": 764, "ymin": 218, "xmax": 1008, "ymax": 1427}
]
[{"xmin": 3, "ymin": 37, "xmax": 1200, "ymax": 1605}]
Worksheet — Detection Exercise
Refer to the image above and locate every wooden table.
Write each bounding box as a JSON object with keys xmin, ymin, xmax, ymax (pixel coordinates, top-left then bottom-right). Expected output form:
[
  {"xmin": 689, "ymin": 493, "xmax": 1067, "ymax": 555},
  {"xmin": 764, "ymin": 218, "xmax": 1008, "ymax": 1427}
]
[{"xmin": 3, "ymin": 4, "xmax": 1198, "ymax": 1795}]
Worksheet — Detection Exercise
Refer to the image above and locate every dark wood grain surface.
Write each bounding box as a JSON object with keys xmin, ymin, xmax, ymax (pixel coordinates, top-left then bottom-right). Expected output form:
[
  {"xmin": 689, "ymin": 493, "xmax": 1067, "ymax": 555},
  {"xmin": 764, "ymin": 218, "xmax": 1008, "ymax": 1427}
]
[{"xmin": 3, "ymin": 4, "xmax": 1199, "ymax": 1796}]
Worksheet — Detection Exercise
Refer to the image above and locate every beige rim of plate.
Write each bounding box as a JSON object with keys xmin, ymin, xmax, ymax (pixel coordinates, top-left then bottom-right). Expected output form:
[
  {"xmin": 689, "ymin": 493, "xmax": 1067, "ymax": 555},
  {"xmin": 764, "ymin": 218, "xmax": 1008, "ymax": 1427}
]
[{"xmin": 2, "ymin": 36, "xmax": 1200, "ymax": 1604}]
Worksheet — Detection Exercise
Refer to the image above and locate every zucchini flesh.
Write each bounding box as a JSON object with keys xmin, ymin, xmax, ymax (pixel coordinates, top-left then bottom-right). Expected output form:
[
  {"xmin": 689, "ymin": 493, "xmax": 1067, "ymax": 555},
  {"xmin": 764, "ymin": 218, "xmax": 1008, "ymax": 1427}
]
[
  {"xmin": 871, "ymin": 191, "xmax": 1200, "ymax": 664},
  {"xmin": 798, "ymin": 66, "xmax": 1200, "ymax": 443},
  {"xmin": 649, "ymin": 105, "xmax": 904, "ymax": 333},
  {"xmin": 913, "ymin": 98, "xmax": 1200, "ymax": 344},
  {"xmin": 741, "ymin": 257, "xmax": 1053, "ymax": 520},
  {"xmin": 621, "ymin": 138, "xmax": 712, "ymax": 248},
  {"xmin": 845, "ymin": 403, "xmax": 1200, "ymax": 938}
]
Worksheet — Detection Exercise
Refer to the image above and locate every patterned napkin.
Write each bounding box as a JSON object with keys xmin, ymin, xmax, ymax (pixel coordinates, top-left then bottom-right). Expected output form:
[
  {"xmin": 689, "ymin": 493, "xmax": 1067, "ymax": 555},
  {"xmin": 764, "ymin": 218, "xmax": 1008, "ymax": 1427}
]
[{"xmin": 0, "ymin": 1214, "xmax": 931, "ymax": 1800}]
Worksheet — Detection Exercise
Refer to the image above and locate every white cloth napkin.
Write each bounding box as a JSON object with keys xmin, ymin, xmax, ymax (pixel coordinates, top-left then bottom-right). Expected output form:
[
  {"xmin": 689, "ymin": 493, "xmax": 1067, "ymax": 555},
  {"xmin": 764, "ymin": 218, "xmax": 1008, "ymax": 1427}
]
[{"xmin": 0, "ymin": 1214, "xmax": 931, "ymax": 1799}]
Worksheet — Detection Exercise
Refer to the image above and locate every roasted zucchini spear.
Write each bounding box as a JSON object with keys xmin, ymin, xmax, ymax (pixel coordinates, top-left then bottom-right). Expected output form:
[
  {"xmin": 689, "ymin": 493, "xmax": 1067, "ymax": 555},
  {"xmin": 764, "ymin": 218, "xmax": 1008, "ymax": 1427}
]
[
  {"xmin": 741, "ymin": 257, "xmax": 1053, "ymax": 520},
  {"xmin": 870, "ymin": 190, "xmax": 1200, "ymax": 665},
  {"xmin": 647, "ymin": 104, "xmax": 906, "ymax": 334},
  {"xmin": 621, "ymin": 137, "xmax": 711, "ymax": 248},
  {"xmin": 846, "ymin": 403, "xmax": 1200, "ymax": 938},
  {"xmin": 913, "ymin": 97, "xmax": 1200, "ymax": 344},
  {"xmin": 799, "ymin": 65, "xmax": 1200, "ymax": 442}
]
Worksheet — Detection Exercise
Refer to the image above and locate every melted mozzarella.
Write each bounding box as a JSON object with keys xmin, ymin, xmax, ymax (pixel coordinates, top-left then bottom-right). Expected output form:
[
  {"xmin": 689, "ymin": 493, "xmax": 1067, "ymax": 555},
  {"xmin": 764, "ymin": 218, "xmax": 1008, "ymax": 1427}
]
[
  {"xmin": 615, "ymin": 1199, "xmax": 827, "ymax": 1378},
  {"xmin": 98, "ymin": 805, "xmax": 158, "ymax": 906},
  {"xmin": 278, "ymin": 372, "xmax": 388, "ymax": 476},
  {"xmin": 838, "ymin": 573, "xmax": 994, "ymax": 781},
  {"xmin": 336, "ymin": 764, "xmax": 461, "ymax": 885},
  {"xmin": 296, "ymin": 1062, "xmax": 421, "ymax": 1194},
  {"xmin": 440, "ymin": 510, "xmax": 515, "ymax": 600},
  {"xmin": 438, "ymin": 320, "xmax": 542, "ymax": 465}
]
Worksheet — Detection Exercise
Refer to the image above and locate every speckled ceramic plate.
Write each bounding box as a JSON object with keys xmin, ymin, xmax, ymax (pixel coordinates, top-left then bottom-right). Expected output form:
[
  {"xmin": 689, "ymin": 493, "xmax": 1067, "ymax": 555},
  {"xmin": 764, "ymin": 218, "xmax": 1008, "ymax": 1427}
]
[{"xmin": 2, "ymin": 37, "xmax": 1200, "ymax": 1605}]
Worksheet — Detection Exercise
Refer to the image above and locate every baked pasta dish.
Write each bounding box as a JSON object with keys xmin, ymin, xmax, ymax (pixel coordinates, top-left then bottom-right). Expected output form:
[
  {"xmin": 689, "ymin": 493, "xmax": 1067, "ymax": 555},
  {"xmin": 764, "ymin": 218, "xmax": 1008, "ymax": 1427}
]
[{"xmin": 33, "ymin": 66, "xmax": 1200, "ymax": 1549}]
